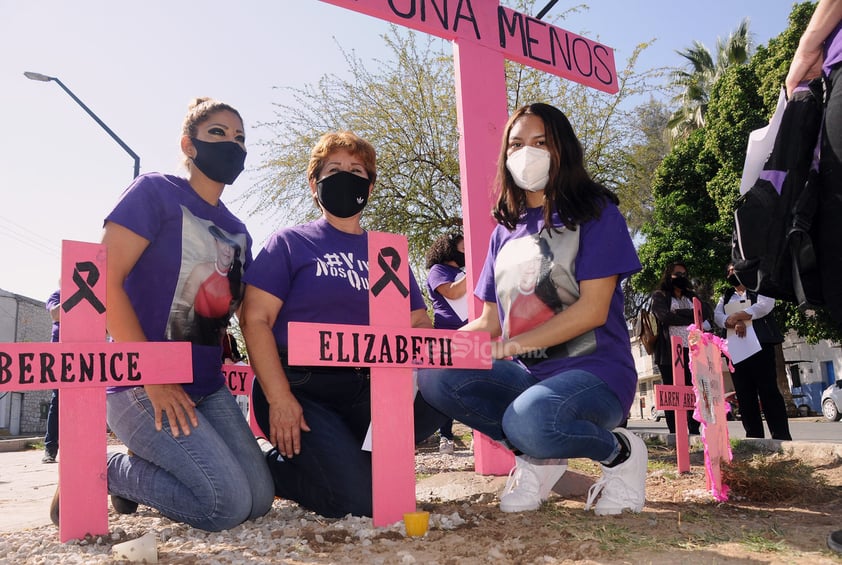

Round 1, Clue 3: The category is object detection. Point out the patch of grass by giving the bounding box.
[740,529,787,553]
[722,454,830,503]
[729,439,778,456]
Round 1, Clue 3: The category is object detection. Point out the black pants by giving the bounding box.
[252,366,448,518]
[820,64,842,326]
[731,343,792,440]
[657,347,700,435]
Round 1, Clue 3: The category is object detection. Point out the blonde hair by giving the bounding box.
[307,131,377,185]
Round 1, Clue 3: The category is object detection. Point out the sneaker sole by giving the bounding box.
[499,499,541,513]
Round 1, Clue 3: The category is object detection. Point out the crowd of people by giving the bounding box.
[39,0,842,550]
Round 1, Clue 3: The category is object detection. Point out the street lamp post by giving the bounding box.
[24,71,140,179]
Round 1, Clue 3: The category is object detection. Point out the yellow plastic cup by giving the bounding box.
[403,510,430,537]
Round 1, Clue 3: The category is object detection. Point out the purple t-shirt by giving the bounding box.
[476,203,641,410]
[824,21,842,76]
[244,218,426,349]
[46,290,60,342]
[426,264,468,330]
[105,172,252,395]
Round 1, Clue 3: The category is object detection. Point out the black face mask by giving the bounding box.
[191,138,246,185]
[317,171,370,218]
[452,251,466,269]
[727,273,741,287]
[672,274,689,290]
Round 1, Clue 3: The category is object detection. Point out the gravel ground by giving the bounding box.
[0,434,483,564]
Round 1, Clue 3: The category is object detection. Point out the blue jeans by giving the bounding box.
[44,389,59,456]
[252,367,448,518]
[106,386,274,531]
[417,360,624,463]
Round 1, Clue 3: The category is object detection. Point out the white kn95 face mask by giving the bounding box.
[506,146,550,192]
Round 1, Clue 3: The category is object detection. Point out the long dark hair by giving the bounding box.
[493,103,618,231]
[534,236,564,312]
[658,261,690,293]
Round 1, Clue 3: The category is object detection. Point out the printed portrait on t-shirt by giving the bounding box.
[165,207,247,346]
[494,229,596,363]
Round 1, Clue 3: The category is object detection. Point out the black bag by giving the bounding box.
[637,308,657,355]
[732,79,824,309]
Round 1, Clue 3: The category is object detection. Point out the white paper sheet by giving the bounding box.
[740,87,787,195]
[361,370,419,451]
[723,301,762,363]
[443,273,469,322]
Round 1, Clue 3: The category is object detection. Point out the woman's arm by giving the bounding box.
[786,0,842,96]
[435,275,467,300]
[240,284,309,458]
[460,301,502,337]
[495,275,616,360]
[101,222,198,437]
[410,308,434,329]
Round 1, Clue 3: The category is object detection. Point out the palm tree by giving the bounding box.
[667,18,751,141]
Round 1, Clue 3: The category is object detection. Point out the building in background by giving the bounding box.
[0,288,52,436]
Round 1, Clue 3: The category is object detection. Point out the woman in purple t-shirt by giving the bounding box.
[49,98,274,532]
[241,131,447,518]
[417,103,647,517]
[424,230,468,454]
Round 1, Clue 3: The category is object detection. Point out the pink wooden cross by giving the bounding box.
[688,297,732,501]
[222,363,264,437]
[316,0,618,476]
[287,231,491,527]
[0,241,192,542]
[653,335,694,473]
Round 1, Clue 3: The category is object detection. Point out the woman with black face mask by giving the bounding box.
[714,264,791,440]
[240,131,448,519]
[650,261,714,435]
[56,98,275,533]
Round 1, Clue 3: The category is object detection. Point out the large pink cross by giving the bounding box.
[288,231,491,526]
[0,241,191,542]
[688,297,732,501]
[316,0,618,475]
[654,335,694,473]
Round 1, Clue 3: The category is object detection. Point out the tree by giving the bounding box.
[247,7,666,274]
[620,98,671,236]
[641,2,840,342]
[633,128,726,303]
[667,18,751,141]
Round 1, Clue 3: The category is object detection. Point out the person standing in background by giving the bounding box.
[42,288,60,464]
[714,264,791,440]
[651,261,714,436]
[425,230,469,454]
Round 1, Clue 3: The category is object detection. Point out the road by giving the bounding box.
[627,416,842,443]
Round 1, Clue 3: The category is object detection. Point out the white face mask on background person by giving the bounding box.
[506,146,551,192]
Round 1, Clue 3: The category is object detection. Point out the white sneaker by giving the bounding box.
[499,456,567,513]
[584,428,647,515]
[439,437,455,454]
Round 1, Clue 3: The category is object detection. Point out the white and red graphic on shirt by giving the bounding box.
[166,207,247,346]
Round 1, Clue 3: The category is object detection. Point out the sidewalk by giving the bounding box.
[0,441,129,534]
[0,447,59,533]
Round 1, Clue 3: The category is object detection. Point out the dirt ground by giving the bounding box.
[295,432,842,565]
[3,426,842,564]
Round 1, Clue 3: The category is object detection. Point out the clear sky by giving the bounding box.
[0,0,800,304]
